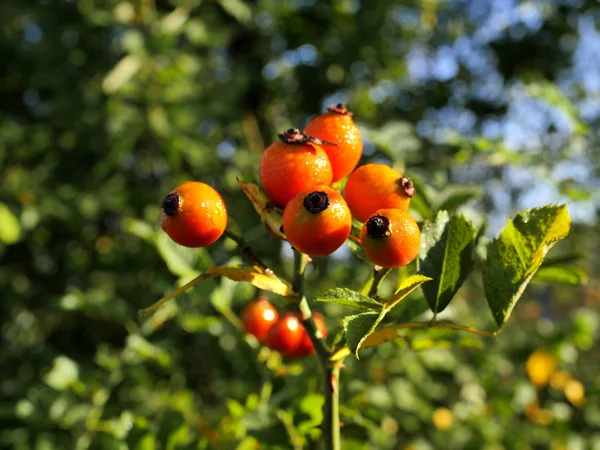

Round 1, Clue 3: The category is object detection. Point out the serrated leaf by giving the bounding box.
[433,185,483,213]
[315,288,382,310]
[419,211,477,315]
[385,275,432,309]
[207,265,295,297]
[237,179,285,239]
[343,309,387,358]
[483,204,571,329]
[532,266,588,285]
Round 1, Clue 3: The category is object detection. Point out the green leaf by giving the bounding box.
[0,203,21,244]
[44,356,79,391]
[315,288,382,310]
[432,185,483,213]
[541,252,586,267]
[385,275,432,310]
[122,217,155,243]
[102,55,142,94]
[408,176,432,220]
[206,265,295,297]
[343,309,387,358]
[483,204,571,329]
[347,219,369,262]
[297,393,324,435]
[237,179,285,239]
[419,211,477,315]
[218,0,252,24]
[155,232,201,279]
[346,236,369,262]
[125,334,171,366]
[532,266,588,285]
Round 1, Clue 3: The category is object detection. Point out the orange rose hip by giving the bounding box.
[304,103,363,182]
[160,181,227,248]
[259,129,333,207]
[360,208,421,268]
[344,163,415,223]
[283,187,352,257]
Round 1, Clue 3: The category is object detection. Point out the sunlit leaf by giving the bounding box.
[161,7,189,35]
[315,288,382,310]
[483,205,571,329]
[207,265,295,297]
[419,211,477,315]
[237,179,285,239]
[44,356,79,391]
[218,0,252,24]
[102,55,142,94]
[125,334,171,366]
[139,264,294,318]
[343,309,387,358]
[385,275,432,310]
[360,325,405,350]
[0,203,21,244]
[361,321,493,350]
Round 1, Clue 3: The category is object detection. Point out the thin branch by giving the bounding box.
[223,229,271,273]
[368,267,391,298]
[138,273,217,318]
[390,321,498,338]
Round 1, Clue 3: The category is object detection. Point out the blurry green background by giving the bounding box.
[1,0,599,449]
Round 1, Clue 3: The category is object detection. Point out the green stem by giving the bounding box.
[291,250,340,450]
[139,272,217,318]
[323,362,341,450]
[368,267,391,298]
[292,250,308,294]
[224,229,270,272]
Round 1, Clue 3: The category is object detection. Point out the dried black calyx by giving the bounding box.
[327,102,352,116]
[303,191,330,214]
[278,128,337,147]
[398,176,416,198]
[279,128,305,143]
[162,193,180,216]
[366,215,391,239]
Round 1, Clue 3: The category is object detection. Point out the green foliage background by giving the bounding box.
[1,0,599,449]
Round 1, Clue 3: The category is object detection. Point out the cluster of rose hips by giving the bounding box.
[241,296,327,358]
[160,103,421,269]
